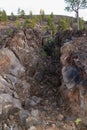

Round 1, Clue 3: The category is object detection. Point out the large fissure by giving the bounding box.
[0,28,87,129]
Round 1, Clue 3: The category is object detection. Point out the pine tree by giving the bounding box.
[1,10,8,24]
[65,0,87,30]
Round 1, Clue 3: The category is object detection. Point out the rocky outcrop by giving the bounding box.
[0,28,42,129]
[0,27,62,129]
[0,27,87,130]
[61,36,87,125]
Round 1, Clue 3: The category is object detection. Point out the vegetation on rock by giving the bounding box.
[47,16,56,35]
[57,17,70,31]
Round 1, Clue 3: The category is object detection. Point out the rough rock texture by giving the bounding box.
[0,28,42,129]
[61,36,87,126]
[0,27,62,129]
[0,27,87,130]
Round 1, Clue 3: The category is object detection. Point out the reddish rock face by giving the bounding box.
[0,55,10,73]
[0,28,43,129]
[61,35,87,125]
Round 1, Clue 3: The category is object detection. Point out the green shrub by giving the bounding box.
[15,17,21,28]
[50,12,54,19]
[24,18,37,29]
[29,11,33,19]
[10,12,14,20]
[39,9,45,21]
[24,19,30,27]
[79,18,84,30]
[41,48,47,57]
[57,17,70,31]
[28,19,36,28]
[1,10,8,24]
[47,16,56,35]
[20,10,26,19]
[7,28,14,35]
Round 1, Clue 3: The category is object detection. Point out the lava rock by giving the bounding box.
[31,109,40,117]
[19,110,30,126]
[62,66,80,89]
[25,96,42,107]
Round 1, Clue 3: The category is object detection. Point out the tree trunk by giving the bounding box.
[76,11,79,30]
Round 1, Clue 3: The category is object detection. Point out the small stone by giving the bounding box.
[19,110,30,126]
[46,124,59,130]
[41,111,46,119]
[58,114,64,121]
[62,66,80,89]
[81,117,87,125]
[63,122,76,130]
[26,116,40,128]
[28,126,37,130]
[31,109,40,117]
[25,96,42,107]
[36,125,43,130]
